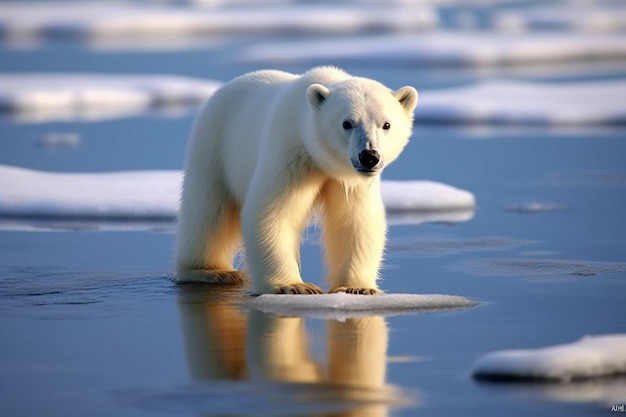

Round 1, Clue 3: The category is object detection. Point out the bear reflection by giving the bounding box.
[178,289,397,417]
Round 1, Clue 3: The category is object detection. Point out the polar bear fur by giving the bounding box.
[175,66,418,294]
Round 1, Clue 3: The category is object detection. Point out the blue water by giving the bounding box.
[1,3,626,416]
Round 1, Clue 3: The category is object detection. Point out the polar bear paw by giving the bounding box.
[274,283,324,294]
[330,287,383,295]
[176,269,248,285]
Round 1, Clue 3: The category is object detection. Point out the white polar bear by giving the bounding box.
[175,66,418,295]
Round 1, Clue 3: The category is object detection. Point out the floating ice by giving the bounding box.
[246,292,477,319]
[419,80,626,125]
[0,165,475,226]
[238,32,626,67]
[0,73,220,123]
[473,334,626,381]
[0,165,182,219]
[493,6,626,33]
[0,1,436,40]
[3,73,624,126]
[383,180,474,212]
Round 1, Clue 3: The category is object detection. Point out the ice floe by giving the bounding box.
[493,6,626,33]
[3,74,624,126]
[473,334,626,381]
[0,165,182,220]
[0,1,436,40]
[237,32,626,67]
[0,73,220,123]
[0,165,475,228]
[383,180,475,212]
[246,292,477,319]
[418,80,626,125]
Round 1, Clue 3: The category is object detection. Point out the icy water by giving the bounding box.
[2,1,626,416]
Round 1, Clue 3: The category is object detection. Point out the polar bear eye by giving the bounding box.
[342,120,353,130]
[382,122,391,130]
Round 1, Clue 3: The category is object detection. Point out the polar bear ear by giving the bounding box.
[307,84,330,110]
[393,86,419,113]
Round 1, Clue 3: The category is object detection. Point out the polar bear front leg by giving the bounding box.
[242,169,325,295]
[322,179,386,295]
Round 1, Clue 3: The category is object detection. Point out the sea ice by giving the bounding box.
[246,292,477,319]
[418,80,626,125]
[493,6,626,33]
[0,165,182,219]
[0,1,436,40]
[0,73,220,123]
[0,165,476,224]
[383,180,475,212]
[237,31,626,67]
[473,334,626,381]
[3,73,624,126]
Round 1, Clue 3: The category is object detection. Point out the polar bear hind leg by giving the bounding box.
[175,178,247,285]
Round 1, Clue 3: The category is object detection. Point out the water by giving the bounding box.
[1,1,626,416]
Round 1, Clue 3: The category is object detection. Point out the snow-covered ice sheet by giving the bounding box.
[473,334,626,381]
[246,292,477,319]
[418,80,626,125]
[0,1,436,39]
[0,165,475,226]
[237,32,626,67]
[0,73,220,123]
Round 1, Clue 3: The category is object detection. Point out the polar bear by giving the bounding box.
[175,66,418,295]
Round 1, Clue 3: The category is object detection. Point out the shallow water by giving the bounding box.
[2,1,626,416]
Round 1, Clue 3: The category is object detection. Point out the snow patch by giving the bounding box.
[473,334,626,381]
[0,165,476,226]
[246,292,477,319]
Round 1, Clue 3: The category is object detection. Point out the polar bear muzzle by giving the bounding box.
[358,149,380,170]
[352,148,383,175]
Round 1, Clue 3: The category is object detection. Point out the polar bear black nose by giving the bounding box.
[358,149,380,170]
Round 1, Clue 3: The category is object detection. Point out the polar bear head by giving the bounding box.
[306,78,418,179]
